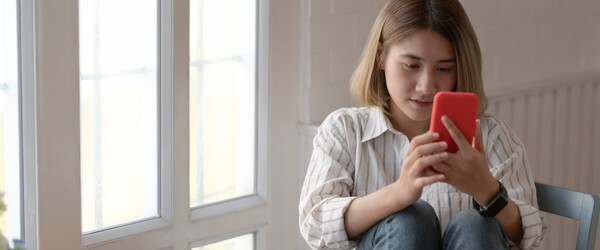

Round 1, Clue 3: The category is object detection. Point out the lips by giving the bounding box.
[410,98,433,108]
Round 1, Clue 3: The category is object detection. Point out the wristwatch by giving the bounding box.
[472,180,508,217]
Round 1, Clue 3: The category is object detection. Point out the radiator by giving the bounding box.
[298,73,600,250]
[487,75,600,250]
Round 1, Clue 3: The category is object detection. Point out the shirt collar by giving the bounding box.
[362,107,400,142]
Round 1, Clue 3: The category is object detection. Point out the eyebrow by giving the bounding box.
[400,53,456,63]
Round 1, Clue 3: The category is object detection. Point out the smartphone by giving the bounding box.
[429,91,479,153]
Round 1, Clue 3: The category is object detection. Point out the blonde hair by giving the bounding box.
[350,0,488,115]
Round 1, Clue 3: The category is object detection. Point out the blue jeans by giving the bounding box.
[357,200,509,250]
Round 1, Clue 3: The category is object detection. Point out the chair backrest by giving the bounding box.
[535,182,600,250]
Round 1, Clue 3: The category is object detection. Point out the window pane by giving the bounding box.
[79,0,159,233]
[0,0,23,248]
[189,0,257,207]
[192,234,254,250]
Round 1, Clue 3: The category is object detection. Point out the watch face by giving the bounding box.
[472,181,509,217]
[487,194,508,217]
[486,182,509,217]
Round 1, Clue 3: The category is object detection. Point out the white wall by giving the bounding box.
[300,0,600,124]
[268,0,303,249]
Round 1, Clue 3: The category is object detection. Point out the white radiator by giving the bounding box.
[487,73,600,250]
[298,73,600,249]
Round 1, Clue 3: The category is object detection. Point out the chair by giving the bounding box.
[535,182,600,250]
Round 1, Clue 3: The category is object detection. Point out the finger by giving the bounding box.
[414,152,448,171]
[408,132,440,151]
[413,141,448,157]
[404,139,442,167]
[424,167,441,176]
[472,119,485,152]
[438,150,459,167]
[416,174,445,187]
[430,162,450,174]
[441,116,470,151]
[430,162,457,183]
[413,131,440,145]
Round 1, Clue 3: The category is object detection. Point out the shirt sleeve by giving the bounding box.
[484,116,546,249]
[299,112,358,250]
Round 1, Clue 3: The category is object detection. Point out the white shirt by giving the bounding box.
[299,106,544,250]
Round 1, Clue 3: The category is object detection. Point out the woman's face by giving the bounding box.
[382,29,457,124]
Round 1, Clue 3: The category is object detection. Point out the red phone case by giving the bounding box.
[429,92,479,153]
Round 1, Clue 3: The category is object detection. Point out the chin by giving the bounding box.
[407,113,431,122]
[415,117,431,123]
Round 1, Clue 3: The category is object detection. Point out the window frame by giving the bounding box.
[20,0,37,249]
[25,0,274,248]
[189,224,267,249]
[188,0,269,222]
[80,0,173,246]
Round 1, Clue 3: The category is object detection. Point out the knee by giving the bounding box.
[382,200,439,233]
[443,210,508,249]
[359,200,441,249]
[444,209,506,241]
[447,209,499,231]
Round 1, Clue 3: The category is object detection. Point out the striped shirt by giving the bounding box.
[299,106,545,250]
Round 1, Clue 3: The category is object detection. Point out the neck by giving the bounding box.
[387,108,430,140]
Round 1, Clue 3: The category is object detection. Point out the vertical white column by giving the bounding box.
[170,0,190,249]
[20,0,38,248]
[35,0,81,249]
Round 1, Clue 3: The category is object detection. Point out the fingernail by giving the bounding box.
[440,142,447,149]
[439,152,448,159]
[431,132,439,139]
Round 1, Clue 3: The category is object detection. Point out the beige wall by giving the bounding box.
[301,0,600,124]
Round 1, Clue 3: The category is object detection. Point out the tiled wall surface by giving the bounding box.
[302,0,600,124]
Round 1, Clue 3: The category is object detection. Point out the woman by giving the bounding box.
[298,0,544,249]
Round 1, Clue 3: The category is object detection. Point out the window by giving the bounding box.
[191,233,254,250]
[0,0,23,248]
[189,0,258,208]
[24,0,275,248]
[189,226,266,250]
[79,0,159,233]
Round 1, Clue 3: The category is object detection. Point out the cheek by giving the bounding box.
[438,74,457,91]
[385,69,413,91]
[385,79,408,100]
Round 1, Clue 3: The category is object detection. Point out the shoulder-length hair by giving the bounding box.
[350,0,487,115]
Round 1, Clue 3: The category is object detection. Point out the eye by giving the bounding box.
[404,64,419,70]
[436,66,453,73]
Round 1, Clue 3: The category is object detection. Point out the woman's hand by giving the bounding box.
[394,132,447,208]
[431,116,525,243]
[431,116,498,204]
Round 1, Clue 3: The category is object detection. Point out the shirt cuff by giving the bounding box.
[513,199,545,249]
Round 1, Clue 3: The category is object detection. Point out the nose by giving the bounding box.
[415,71,436,95]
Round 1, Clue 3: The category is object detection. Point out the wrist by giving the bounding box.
[473,177,500,205]
[472,180,509,217]
[389,182,415,211]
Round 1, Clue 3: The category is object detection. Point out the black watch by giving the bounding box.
[472,180,508,217]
